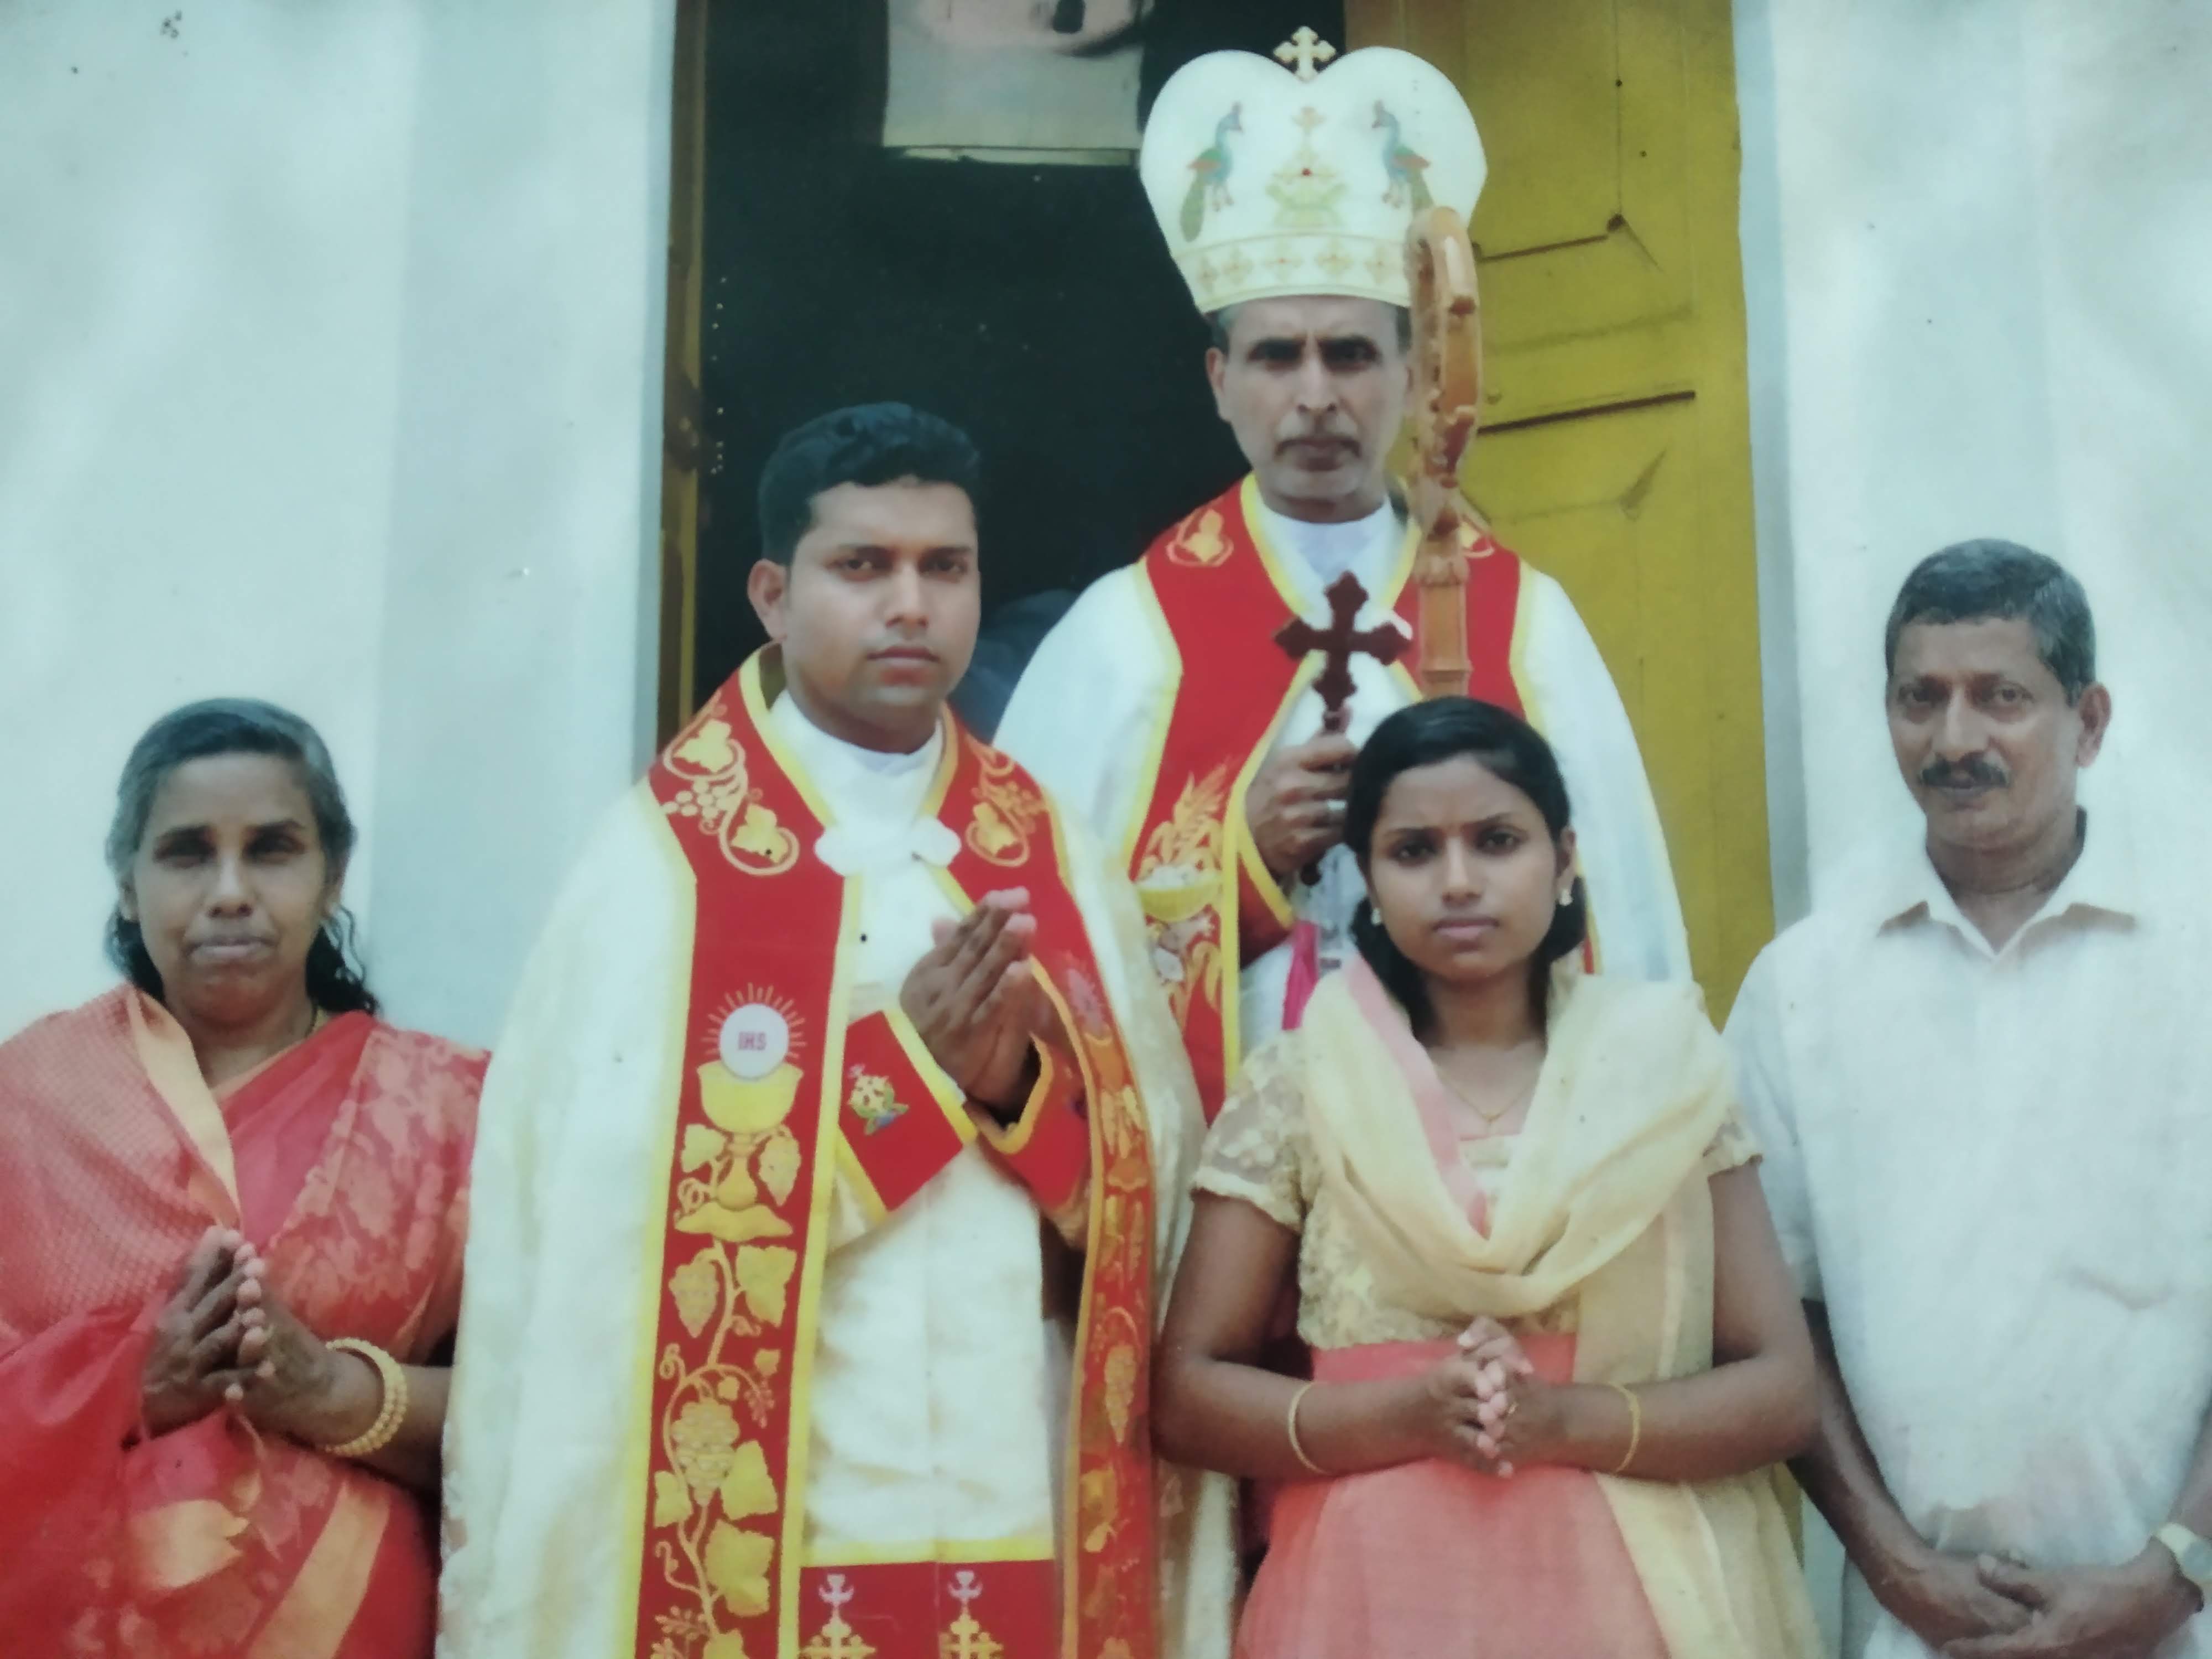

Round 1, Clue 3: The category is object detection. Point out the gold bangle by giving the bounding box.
[1286,1381,1326,1475]
[319,1338,407,1459]
[1606,1382,1642,1476]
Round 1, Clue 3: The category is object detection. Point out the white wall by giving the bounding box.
[0,0,674,1047]
[1737,0,2212,912]
[1734,0,2212,1646]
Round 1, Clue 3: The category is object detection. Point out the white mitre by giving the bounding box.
[1138,28,1486,315]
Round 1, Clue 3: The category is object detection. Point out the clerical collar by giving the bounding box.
[1253,493,1401,597]
[767,690,944,819]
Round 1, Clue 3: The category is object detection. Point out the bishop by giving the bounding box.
[997,33,1691,1120]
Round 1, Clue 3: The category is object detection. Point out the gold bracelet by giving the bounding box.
[1285,1381,1326,1475]
[1606,1382,1642,1476]
[318,1338,407,1459]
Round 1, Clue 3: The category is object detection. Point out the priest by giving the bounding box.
[439,404,1233,1659]
[996,33,1689,1119]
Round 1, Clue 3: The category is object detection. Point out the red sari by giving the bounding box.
[0,987,482,1658]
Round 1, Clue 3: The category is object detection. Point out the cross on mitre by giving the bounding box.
[1274,571,1407,733]
[1274,26,1337,81]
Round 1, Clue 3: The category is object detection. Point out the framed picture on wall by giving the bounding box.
[884,0,1150,161]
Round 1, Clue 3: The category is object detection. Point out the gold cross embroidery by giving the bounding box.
[938,1572,1004,1659]
[801,1575,878,1659]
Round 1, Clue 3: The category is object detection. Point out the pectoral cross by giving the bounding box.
[1274,571,1407,734]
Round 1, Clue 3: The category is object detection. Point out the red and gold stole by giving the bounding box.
[632,651,1159,1659]
[1124,473,1531,1120]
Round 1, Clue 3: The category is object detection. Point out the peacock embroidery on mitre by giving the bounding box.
[1181,105,1242,242]
[1374,101,1434,211]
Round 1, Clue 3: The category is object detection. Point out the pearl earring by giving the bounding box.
[1557,885,1573,908]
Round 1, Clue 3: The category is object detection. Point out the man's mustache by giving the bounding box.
[1920,754,2009,790]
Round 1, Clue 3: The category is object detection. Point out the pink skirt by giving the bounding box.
[1236,1337,1671,1659]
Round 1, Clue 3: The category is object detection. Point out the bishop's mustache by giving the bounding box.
[1277,426,1359,455]
[1920,754,2009,790]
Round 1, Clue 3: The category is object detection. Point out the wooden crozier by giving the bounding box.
[1406,205,1485,700]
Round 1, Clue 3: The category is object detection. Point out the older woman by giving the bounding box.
[0,700,481,1657]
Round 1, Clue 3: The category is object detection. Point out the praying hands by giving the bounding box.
[1457,1317,1551,1474]
[138,1227,385,1448]
[901,888,1061,1111]
[139,1228,261,1436]
[1377,1317,1551,1476]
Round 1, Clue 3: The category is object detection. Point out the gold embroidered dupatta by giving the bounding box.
[1296,959,1819,1658]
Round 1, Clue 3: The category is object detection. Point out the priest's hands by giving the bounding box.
[1937,1551,2200,1658]
[139,1228,260,1437]
[1246,733,1358,879]
[902,889,1057,1110]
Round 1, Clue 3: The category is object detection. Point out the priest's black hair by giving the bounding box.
[1883,539,2096,704]
[757,401,984,566]
[105,698,378,1017]
[1344,697,1586,1034]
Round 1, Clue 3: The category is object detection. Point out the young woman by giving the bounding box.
[0,700,482,1657]
[1154,697,1822,1657]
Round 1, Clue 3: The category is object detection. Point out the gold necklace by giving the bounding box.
[1442,1068,1537,1126]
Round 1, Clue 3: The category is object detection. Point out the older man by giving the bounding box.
[1729,540,2212,1659]
[998,34,1686,1121]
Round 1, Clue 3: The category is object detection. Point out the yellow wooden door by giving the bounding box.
[1350,0,1770,1011]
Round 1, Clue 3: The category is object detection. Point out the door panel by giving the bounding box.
[1350,0,1770,1009]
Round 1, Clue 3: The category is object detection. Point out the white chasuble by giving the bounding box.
[998,484,1689,1078]
[439,690,1234,1659]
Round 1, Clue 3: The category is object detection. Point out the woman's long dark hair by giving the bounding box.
[1344,697,1587,1033]
[105,698,379,1017]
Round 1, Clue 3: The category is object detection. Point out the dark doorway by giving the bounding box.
[690,0,1345,731]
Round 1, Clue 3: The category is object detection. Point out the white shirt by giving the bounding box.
[1728,801,2212,1659]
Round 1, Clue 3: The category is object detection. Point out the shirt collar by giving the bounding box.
[1870,804,2141,945]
